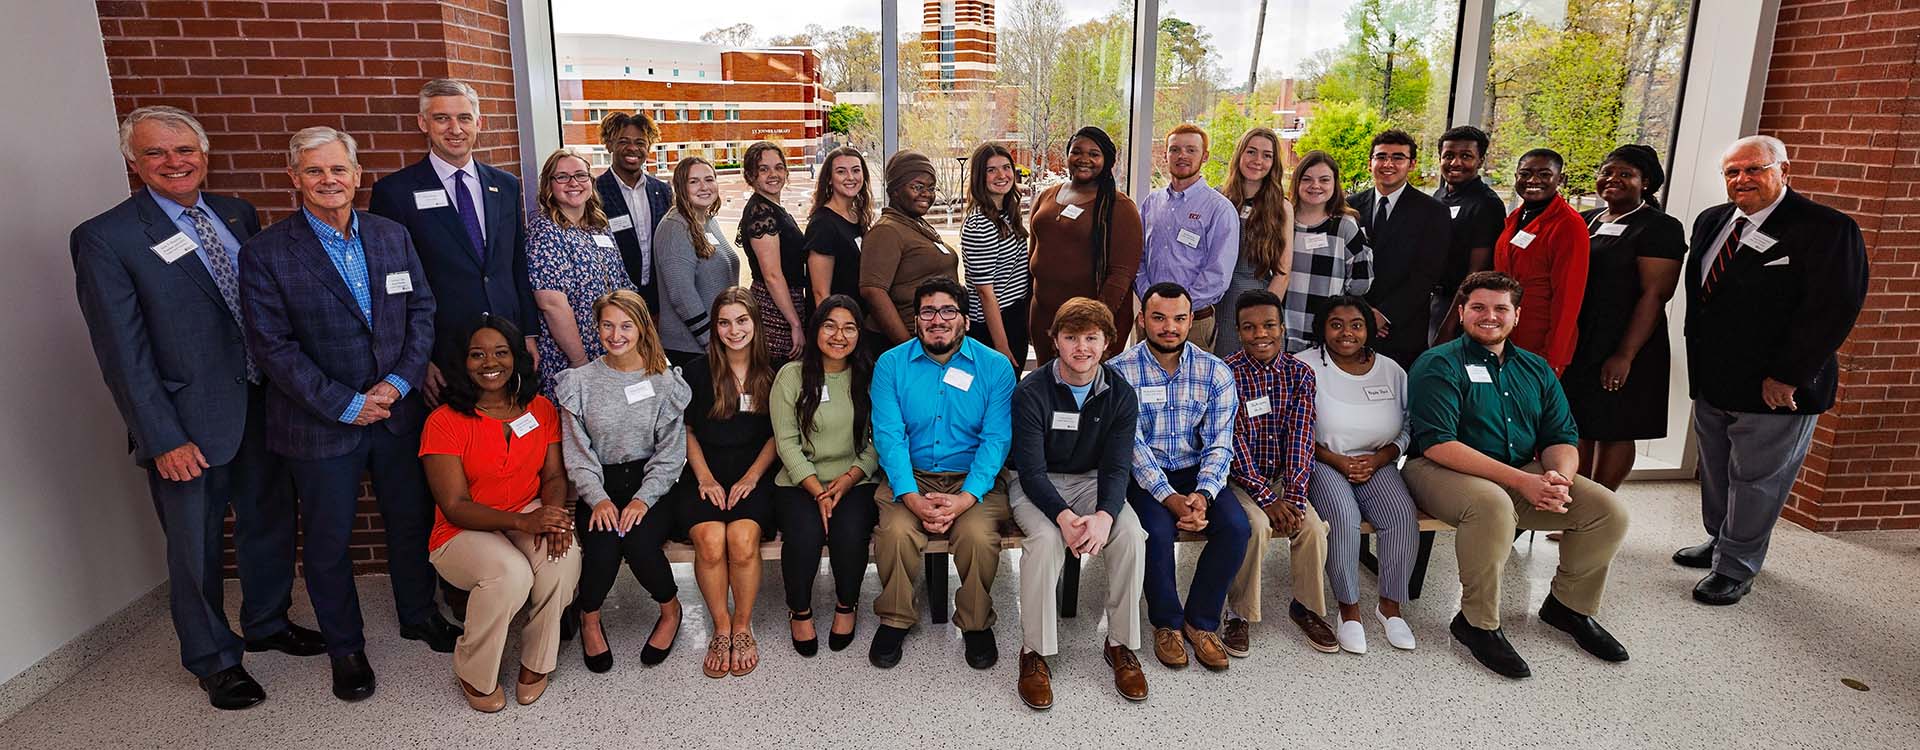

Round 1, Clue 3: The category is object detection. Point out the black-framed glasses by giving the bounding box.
[552,171,592,185]
[916,306,962,321]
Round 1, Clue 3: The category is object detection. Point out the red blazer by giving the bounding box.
[1493,195,1589,375]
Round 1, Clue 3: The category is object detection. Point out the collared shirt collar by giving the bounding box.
[1376,182,1407,204]
[906,336,978,366]
[301,206,360,241]
[1050,358,1108,397]
[428,150,477,186]
[1164,176,1213,201]
[147,187,212,223]
[1735,188,1789,227]
[612,168,645,191]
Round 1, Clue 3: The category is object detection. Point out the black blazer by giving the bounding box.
[595,169,672,313]
[1352,185,1452,368]
[369,156,536,358]
[73,190,262,466]
[1683,188,1867,414]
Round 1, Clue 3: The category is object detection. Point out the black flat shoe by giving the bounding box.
[199,665,266,710]
[828,603,858,652]
[869,624,909,669]
[790,609,819,657]
[245,623,326,657]
[560,603,579,642]
[1693,572,1753,605]
[640,602,681,666]
[1538,594,1629,662]
[1673,540,1715,569]
[329,651,376,702]
[400,613,460,654]
[963,628,998,670]
[1449,612,1530,679]
[580,612,613,673]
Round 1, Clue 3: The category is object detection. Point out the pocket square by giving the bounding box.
[1762,256,1790,267]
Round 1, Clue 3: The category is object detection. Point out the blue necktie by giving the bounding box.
[453,169,485,262]
[183,206,257,382]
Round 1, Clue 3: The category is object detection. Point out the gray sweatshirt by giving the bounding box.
[653,210,741,354]
[554,358,691,507]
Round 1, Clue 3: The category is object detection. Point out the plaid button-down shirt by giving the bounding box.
[1111,341,1238,501]
[1225,350,1316,508]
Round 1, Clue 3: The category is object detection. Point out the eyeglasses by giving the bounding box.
[904,181,936,196]
[1722,163,1778,181]
[1370,153,1411,164]
[553,171,592,185]
[916,306,962,321]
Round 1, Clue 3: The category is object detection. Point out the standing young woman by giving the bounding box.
[526,149,633,397]
[556,289,689,672]
[739,141,811,359]
[961,143,1032,372]
[768,295,881,656]
[858,150,959,349]
[1283,151,1373,353]
[673,287,781,678]
[805,146,873,306]
[1028,126,1143,360]
[1215,128,1295,359]
[655,157,743,364]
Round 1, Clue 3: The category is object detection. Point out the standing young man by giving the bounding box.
[1352,129,1452,369]
[1135,124,1240,350]
[596,111,672,315]
[1433,126,1506,341]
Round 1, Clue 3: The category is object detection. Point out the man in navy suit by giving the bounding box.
[1352,129,1453,370]
[240,127,443,702]
[369,78,537,405]
[595,110,672,315]
[73,106,324,711]
[1677,135,1868,605]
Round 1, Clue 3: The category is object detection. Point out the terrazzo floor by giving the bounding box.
[4,481,1916,749]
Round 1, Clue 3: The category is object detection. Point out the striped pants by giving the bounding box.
[1307,461,1418,605]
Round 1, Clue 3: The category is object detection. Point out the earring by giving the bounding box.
[511,372,523,395]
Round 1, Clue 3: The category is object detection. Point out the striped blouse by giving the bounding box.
[960,209,1031,323]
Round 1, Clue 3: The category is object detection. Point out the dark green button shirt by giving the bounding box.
[1408,336,1579,467]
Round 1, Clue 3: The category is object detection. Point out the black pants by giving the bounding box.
[770,483,880,613]
[574,461,679,612]
[968,295,1031,372]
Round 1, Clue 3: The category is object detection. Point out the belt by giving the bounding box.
[1193,305,1215,321]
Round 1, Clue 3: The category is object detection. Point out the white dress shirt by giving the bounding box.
[1699,188,1788,282]
[614,171,653,284]
[1372,182,1406,224]
[428,151,485,242]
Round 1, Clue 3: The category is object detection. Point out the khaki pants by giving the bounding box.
[1402,458,1628,629]
[1229,486,1329,621]
[1010,471,1146,656]
[872,470,1012,631]
[429,524,582,694]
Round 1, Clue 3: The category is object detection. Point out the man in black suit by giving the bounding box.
[1352,129,1453,369]
[596,111,672,316]
[370,78,538,405]
[1677,135,1868,605]
[71,106,323,710]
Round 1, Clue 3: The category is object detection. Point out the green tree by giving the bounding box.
[825,102,866,135]
[1157,16,1223,122]
[1293,100,1387,191]
[1302,0,1436,123]
[1195,94,1266,187]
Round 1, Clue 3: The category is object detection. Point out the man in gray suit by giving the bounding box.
[72,107,324,710]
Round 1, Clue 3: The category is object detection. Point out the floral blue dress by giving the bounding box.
[526,212,634,397]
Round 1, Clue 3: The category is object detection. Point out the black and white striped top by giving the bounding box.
[960,209,1031,323]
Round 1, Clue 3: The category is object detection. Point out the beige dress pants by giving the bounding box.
[1009,471,1146,656]
[1229,484,1330,620]
[872,470,1012,631]
[429,525,582,694]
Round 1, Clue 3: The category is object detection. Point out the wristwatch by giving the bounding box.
[1194,488,1214,504]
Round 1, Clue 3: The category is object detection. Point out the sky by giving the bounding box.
[550,0,1396,81]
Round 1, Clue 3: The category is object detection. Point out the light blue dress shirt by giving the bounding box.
[1134,178,1241,310]
[300,208,411,423]
[148,188,243,279]
[870,335,1016,501]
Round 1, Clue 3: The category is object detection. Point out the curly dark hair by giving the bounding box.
[1309,294,1380,364]
[438,313,540,416]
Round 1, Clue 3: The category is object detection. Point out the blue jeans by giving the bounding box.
[1129,466,1249,632]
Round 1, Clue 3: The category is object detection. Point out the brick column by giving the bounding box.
[1759,0,1920,531]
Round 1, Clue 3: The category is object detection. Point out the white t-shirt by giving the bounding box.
[1294,347,1409,456]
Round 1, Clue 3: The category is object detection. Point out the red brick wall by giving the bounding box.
[97,0,523,572]
[1760,0,1920,531]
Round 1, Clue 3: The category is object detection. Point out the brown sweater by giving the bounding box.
[858,207,958,343]
[1027,184,1143,359]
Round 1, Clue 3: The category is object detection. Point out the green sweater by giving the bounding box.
[771,362,880,487]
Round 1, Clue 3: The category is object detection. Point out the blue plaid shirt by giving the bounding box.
[302,208,410,423]
[1111,341,1238,501]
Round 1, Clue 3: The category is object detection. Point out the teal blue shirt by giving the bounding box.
[870,336,1016,501]
[1408,336,1577,468]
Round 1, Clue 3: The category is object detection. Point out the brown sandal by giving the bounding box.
[730,630,759,677]
[702,633,732,679]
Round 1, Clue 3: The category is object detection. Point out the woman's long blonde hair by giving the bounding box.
[592,289,669,375]
[536,148,609,230]
[1220,128,1292,279]
[671,156,718,258]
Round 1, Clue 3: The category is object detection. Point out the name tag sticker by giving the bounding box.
[1177,229,1202,248]
[1304,233,1330,250]
[1511,231,1536,249]
[1465,364,1493,383]
[413,190,450,210]
[739,394,755,412]
[508,412,539,437]
[1364,385,1394,401]
[384,272,413,294]
[150,232,197,264]
[709,233,725,247]
[943,367,974,391]
[937,241,952,255]
[1239,205,1253,219]
[1060,204,1084,220]
[608,214,635,233]
[1140,385,1169,404]
[592,233,616,249]
[624,380,656,404]
[1245,396,1272,418]
[1743,230,1779,252]
[1596,222,1627,237]
[820,385,832,403]
[853,237,863,250]
[1449,205,1461,219]
[1051,411,1081,431]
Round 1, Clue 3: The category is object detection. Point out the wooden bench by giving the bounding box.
[658,514,1455,625]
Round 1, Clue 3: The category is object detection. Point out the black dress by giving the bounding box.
[671,355,778,535]
[803,206,864,301]
[1562,205,1687,441]
[740,194,812,357]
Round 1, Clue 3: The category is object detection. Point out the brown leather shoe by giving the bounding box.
[460,678,505,713]
[1291,605,1340,654]
[1017,651,1053,710]
[1152,627,1188,668]
[1221,617,1252,658]
[514,671,548,706]
[1103,642,1148,701]
[1182,625,1230,671]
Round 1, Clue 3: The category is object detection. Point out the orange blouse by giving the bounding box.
[419,397,561,551]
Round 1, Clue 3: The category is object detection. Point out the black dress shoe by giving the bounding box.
[400,613,460,654]
[1693,572,1753,605]
[245,623,326,657]
[963,628,998,670]
[827,603,858,652]
[1538,594,1628,662]
[640,607,680,666]
[199,665,266,710]
[1673,540,1716,569]
[869,624,909,669]
[790,609,819,658]
[580,614,613,674]
[330,651,376,702]
[1449,613,1530,679]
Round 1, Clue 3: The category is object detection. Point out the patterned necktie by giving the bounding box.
[1702,217,1748,298]
[183,206,257,382]
[453,169,485,262]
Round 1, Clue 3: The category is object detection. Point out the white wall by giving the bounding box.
[0,2,168,683]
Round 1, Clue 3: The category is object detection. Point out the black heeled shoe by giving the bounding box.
[828,603,858,653]
[790,609,819,657]
[640,601,681,666]
[579,611,613,673]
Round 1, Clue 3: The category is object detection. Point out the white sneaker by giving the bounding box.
[1337,619,1367,654]
[1376,608,1416,650]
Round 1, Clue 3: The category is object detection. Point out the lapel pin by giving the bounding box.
[487,186,499,192]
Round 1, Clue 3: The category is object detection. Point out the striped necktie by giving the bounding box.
[1702,217,1748,298]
